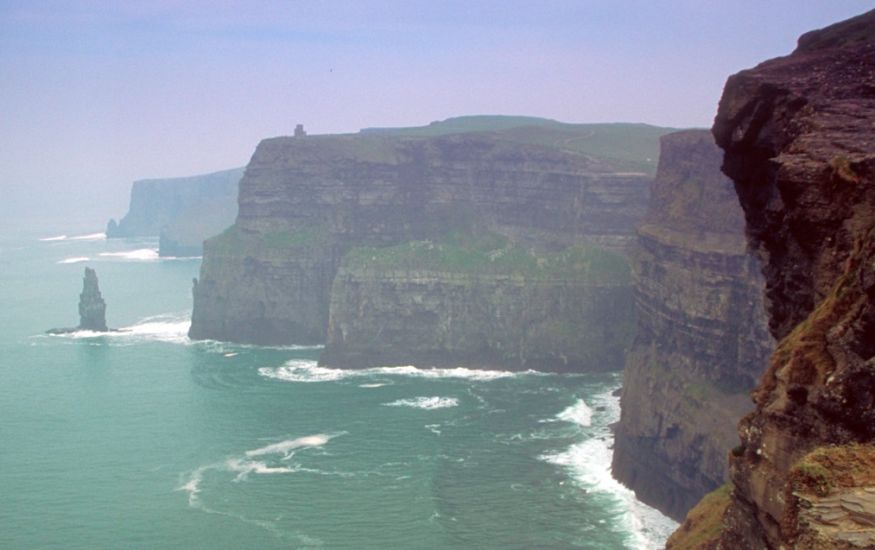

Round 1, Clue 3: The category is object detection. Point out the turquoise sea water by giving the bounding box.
[0,223,676,549]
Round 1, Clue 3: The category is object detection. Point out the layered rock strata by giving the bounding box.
[189,131,653,357]
[611,130,771,521]
[107,167,243,256]
[321,239,634,371]
[670,9,875,549]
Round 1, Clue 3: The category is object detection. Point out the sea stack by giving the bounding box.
[78,267,107,331]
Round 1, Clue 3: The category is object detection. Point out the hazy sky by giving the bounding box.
[1,1,871,228]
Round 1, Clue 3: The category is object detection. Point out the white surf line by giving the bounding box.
[258,361,539,383]
[383,396,459,410]
[541,385,678,549]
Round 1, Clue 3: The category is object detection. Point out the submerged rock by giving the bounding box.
[48,267,109,333]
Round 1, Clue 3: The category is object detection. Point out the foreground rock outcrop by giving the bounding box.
[190,121,670,368]
[611,130,772,521]
[107,167,243,256]
[48,267,108,333]
[670,9,875,549]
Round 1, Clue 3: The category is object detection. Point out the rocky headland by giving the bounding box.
[189,120,671,371]
[47,267,109,333]
[669,9,875,549]
[107,167,243,256]
[612,129,772,521]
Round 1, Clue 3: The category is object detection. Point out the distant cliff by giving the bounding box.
[668,10,875,549]
[107,167,243,256]
[189,122,669,368]
[611,130,772,522]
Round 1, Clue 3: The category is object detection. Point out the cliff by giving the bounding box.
[670,10,875,549]
[611,130,772,521]
[107,167,243,256]
[321,235,634,371]
[189,125,661,360]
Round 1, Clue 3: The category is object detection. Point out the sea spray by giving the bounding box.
[541,387,678,549]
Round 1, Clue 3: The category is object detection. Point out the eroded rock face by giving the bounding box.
[189,132,653,350]
[321,243,635,371]
[78,267,107,331]
[107,167,242,256]
[670,9,875,549]
[611,130,771,521]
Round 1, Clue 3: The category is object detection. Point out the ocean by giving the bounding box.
[0,222,676,549]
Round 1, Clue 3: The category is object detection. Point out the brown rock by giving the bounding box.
[671,8,875,549]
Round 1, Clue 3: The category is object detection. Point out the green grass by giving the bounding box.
[358,115,681,174]
[342,231,631,283]
[667,484,730,549]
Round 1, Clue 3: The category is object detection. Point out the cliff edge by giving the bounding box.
[612,129,771,521]
[190,130,655,360]
[670,9,875,549]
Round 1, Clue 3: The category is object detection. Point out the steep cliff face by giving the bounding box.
[107,167,243,256]
[190,130,653,353]
[321,237,634,370]
[611,130,771,521]
[670,10,875,549]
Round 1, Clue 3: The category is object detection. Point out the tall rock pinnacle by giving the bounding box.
[78,267,107,331]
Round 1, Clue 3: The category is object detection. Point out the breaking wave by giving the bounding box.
[45,312,191,345]
[70,232,106,241]
[178,433,341,503]
[57,256,90,264]
[98,248,159,261]
[556,398,593,427]
[384,397,459,410]
[540,387,677,549]
[40,232,106,242]
[258,361,536,383]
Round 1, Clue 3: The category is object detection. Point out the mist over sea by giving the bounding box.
[0,220,676,549]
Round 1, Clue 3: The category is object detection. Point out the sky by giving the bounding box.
[1,1,872,229]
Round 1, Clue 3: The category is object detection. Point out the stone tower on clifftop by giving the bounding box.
[294,124,306,137]
[78,267,107,331]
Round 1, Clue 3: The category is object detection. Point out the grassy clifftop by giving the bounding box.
[360,115,679,174]
[342,231,631,284]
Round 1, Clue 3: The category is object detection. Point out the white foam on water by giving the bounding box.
[39,234,67,241]
[556,398,593,427]
[259,360,534,383]
[540,387,677,549]
[358,383,387,388]
[57,256,90,264]
[118,315,191,344]
[69,232,106,241]
[46,312,191,345]
[225,458,295,481]
[384,396,459,410]
[98,248,159,261]
[179,432,342,505]
[245,434,332,458]
[176,458,322,544]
